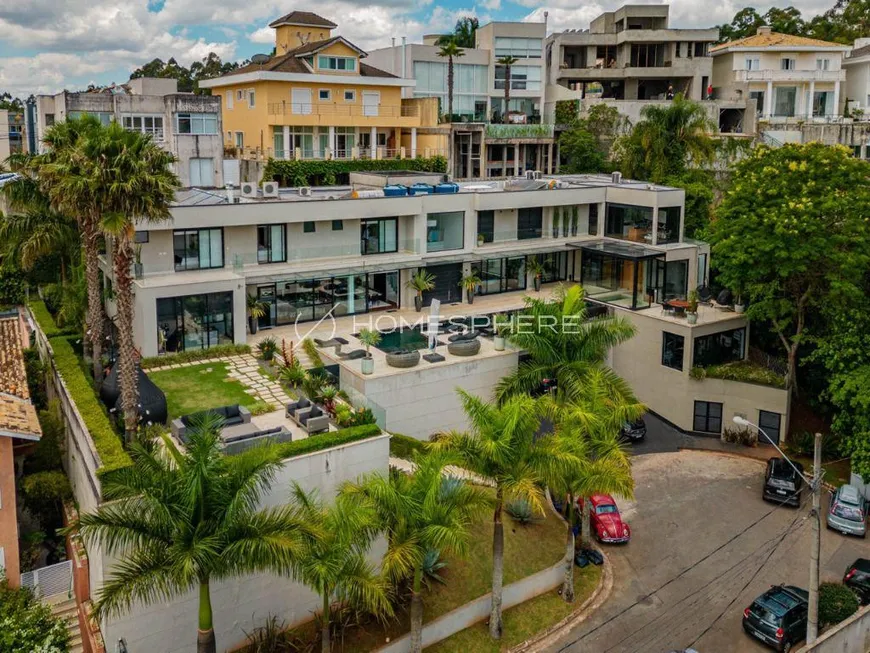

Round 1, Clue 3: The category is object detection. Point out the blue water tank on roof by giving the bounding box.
[434,182,459,194]
[383,184,409,197]
[410,183,434,195]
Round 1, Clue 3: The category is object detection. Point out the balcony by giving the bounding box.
[735,69,845,83]
[225,145,448,162]
[484,123,555,140]
[266,103,422,128]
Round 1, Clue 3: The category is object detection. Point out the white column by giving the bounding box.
[833,80,841,118]
[282,126,290,160]
[808,80,815,119]
[513,145,520,177]
[765,81,773,118]
[370,126,377,158]
[328,125,336,154]
[410,127,417,158]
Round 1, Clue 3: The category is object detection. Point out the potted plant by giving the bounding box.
[527,255,545,291]
[246,294,267,334]
[406,269,435,312]
[459,272,482,305]
[686,290,699,325]
[734,290,746,313]
[477,233,486,247]
[357,328,381,375]
[133,245,144,279]
[493,314,511,351]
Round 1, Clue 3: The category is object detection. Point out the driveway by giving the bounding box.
[547,449,870,653]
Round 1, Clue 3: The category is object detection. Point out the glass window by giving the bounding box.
[774,86,797,117]
[426,211,465,253]
[156,292,233,354]
[343,90,356,102]
[495,65,541,91]
[494,37,543,58]
[318,56,356,71]
[477,210,494,243]
[173,228,223,271]
[332,220,343,231]
[605,203,654,242]
[694,401,723,433]
[581,251,660,310]
[175,113,218,135]
[745,57,760,70]
[248,89,255,107]
[539,252,570,284]
[759,410,782,446]
[816,58,830,71]
[189,158,214,187]
[133,230,149,244]
[662,332,685,370]
[257,224,286,264]
[361,218,398,255]
[303,221,315,233]
[518,207,543,240]
[588,204,599,236]
[693,327,746,367]
[122,114,164,140]
[781,58,796,71]
[657,206,681,244]
[69,111,112,125]
[319,89,331,100]
[663,259,688,301]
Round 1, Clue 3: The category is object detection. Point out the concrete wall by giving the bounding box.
[101,434,391,653]
[341,353,520,439]
[0,438,20,586]
[795,603,870,653]
[0,110,10,162]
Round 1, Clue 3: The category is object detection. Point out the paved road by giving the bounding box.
[547,449,870,653]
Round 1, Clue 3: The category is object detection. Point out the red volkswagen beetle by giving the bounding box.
[578,494,631,544]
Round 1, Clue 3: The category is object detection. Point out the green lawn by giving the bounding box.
[149,362,258,420]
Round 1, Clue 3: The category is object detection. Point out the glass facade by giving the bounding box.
[662,332,685,371]
[477,210,495,243]
[427,211,465,252]
[173,228,223,271]
[494,37,543,59]
[176,113,218,135]
[650,259,689,302]
[517,207,543,240]
[414,61,488,119]
[156,292,233,353]
[494,65,542,91]
[657,206,682,244]
[473,256,527,295]
[580,249,658,310]
[69,111,112,125]
[539,251,571,283]
[605,203,654,243]
[361,218,398,255]
[257,224,286,263]
[693,327,746,367]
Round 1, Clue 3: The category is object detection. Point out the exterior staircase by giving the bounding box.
[47,595,83,653]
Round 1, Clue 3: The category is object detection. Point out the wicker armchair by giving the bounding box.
[448,339,481,357]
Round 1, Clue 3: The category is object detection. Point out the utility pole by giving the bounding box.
[807,432,822,644]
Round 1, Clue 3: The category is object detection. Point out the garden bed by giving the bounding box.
[693,360,786,388]
[149,362,259,420]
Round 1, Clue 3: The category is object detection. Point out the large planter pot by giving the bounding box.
[467,289,474,304]
[448,339,481,357]
[477,236,485,247]
[133,262,144,279]
[414,295,423,312]
[687,312,698,325]
[249,317,258,334]
[361,357,374,375]
[385,350,421,368]
[734,303,746,314]
[534,276,542,292]
[494,336,506,351]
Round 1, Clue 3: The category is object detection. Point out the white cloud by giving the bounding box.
[480,0,501,10]
[248,26,274,44]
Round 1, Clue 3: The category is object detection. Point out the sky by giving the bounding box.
[0,0,837,98]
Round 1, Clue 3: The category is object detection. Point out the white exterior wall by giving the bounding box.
[100,435,390,653]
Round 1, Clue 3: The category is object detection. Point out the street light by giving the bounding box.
[732,415,810,481]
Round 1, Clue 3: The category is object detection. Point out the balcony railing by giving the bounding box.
[232,239,421,269]
[267,103,420,118]
[736,69,845,82]
[225,146,448,162]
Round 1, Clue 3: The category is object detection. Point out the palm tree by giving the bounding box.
[496,285,637,405]
[81,122,178,440]
[616,94,716,182]
[437,41,465,121]
[343,451,489,653]
[496,55,519,122]
[432,392,577,640]
[287,484,393,653]
[36,116,110,381]
[72,416,312,653]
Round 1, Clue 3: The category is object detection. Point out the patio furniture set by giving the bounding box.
[285,397,330,435]
[171,405,293,454]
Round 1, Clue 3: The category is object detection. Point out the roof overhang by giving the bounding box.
[712,45,850,55]
[295,36,368,58]
[199,72,416,89]
[571,240,663,260]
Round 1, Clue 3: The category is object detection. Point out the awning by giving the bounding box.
[570,240,663,260]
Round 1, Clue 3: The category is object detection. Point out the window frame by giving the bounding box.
[303,221,316,234]
[332,220,343,231]
[175,112,219,135]
[780,57,796,71]
[758,410,782,445]
[344,90,356,102]
[318,55,357,72]
[121,114,165,141]
[257,224,287,264]
[248,88,256,108]
[319,89,331,101]
[188,157,215,187]
[661,331,685,371]
[693,401,723,434]
[133,231,150,244]
[360,217,398,255]
[173,227,224,271]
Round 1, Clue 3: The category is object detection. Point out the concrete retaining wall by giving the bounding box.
[796,604,870,653]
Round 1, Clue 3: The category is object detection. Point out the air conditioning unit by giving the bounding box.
[533,170,542,180]
[240,182,258,198]
[525,170,536,180]
[261,181,279,198]
[298,186,312,197]
[611,171,623,184]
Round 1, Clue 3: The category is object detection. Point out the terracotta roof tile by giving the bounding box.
[269,11,337,29]
[712,32,847,52]
[0,319,28,400]
[0,396,40,441]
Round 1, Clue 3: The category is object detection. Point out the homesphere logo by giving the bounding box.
[293,303,339,342]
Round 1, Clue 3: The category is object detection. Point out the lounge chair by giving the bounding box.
[285,397,311,419]
[296,405,330,434]
[338,349,368,360]
[447,331,479,343]
[711,289,733,311]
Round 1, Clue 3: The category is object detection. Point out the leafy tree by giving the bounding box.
[717,8,766,42]
[615,94,716,183]
[664,169,715,238]
[343,451,489,653]
[0,91,24,112]
[437,42,465,121]
[432,392,577,640]
[717,6,806,42]
[559,127,606,173]
[0,579,69,652]
[818,582,859,627]
[73,416,312,653]
[21,470,72,529]
[707,143,870,402]
[764,7,807,34]
[129,52,238,95]
[451,17,479,48]
[287,484,392,653]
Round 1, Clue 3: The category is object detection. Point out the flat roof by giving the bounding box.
[573,240,663,260]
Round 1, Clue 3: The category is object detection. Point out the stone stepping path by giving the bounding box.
[389,456,495,487]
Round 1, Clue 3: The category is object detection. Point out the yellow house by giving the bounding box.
[199,11,445,160]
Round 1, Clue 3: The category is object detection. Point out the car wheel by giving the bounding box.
[781,640,791,653]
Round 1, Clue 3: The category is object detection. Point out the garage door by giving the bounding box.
[422,263,463,307]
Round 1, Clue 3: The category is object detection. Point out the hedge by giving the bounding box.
[695,360,786,389]
[51,336,131,476]
[140,344,252,369]
[275,423,382,460]
[389,433,428,460]
[263,156,448,187]
[28,299,73,338]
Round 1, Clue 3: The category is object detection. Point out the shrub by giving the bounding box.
[506,499,540,525]
[279,359,306,388]
[241,614,310,652]
[701,360,786,389]
[263,155,448,187]
[819,582,859,627]
[787,431,841,460]
[0,269,26,305]
[689,366,706,380]
[139,344,251,369]
[389,433,427,459]
[422,549,448,589]
[0,579,70,652]
[301,338,323,367]
[301,370,326,401]
[721,426,758,447]
[26,401,65,473]
[257,337,278,362]
[555,100,579,125]
[275,423,381,460]
[249,401,277,416]
[20,471,72,529]
[23,348,47,410]
[29,299,73,338]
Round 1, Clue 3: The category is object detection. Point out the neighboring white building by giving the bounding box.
[35,78,225,188]
[711,26,849,120]
[843,38,870,114]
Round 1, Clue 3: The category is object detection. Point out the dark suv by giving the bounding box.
[743,585,808,652]
[763,458,805,508]
[844,558,870,604]
[620,417,647,442]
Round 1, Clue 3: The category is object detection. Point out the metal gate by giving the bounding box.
[20,560,73,599]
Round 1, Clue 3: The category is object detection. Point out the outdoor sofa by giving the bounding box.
[171,404,251,440]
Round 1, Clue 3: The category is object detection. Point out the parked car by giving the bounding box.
[742,584,808,652]
[826,485,867,538]
[762,458,805,508]
[844,559,870,604]
[620,417,647,442]
[578,494,631,544]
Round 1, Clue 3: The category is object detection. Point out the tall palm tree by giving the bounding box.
[432,392,578,640]
[287,484,393,653]
[437,41,465,121]
[36,116,109,381]
[617,94,716,182]
[81,122,178,440]
[496,284,637,405]
[72,416,312,653]
[496,55,519,122]
[343,451,489,653]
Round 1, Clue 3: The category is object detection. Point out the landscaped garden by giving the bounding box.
[148,361,259,420]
